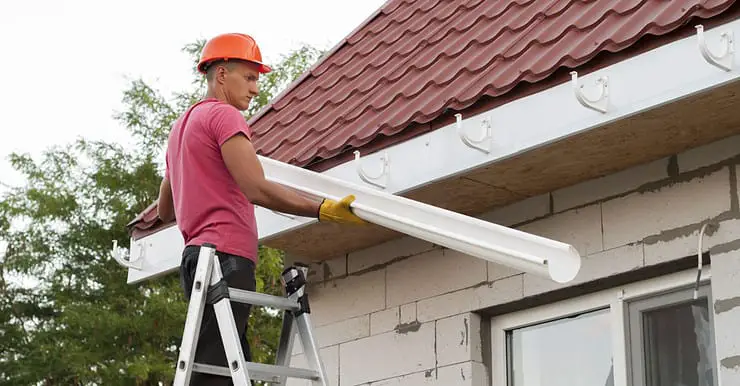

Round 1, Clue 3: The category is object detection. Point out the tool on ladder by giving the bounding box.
[173,243,330,385]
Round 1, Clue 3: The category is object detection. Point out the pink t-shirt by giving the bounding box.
[165,98,258,262]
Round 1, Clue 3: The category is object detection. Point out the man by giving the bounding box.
[156,32,365,385]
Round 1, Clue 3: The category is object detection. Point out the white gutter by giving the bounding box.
[261,156,582,284]
[118,155,583,284]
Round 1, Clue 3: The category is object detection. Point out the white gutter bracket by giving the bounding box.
[570,71,609,113]
[111,240,143,270]
[455,113,493,154]
[696,24,734,72]
[354,150,389,189]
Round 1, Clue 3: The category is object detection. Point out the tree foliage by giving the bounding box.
[0,40,324,385]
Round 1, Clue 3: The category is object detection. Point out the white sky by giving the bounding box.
[0,0,387,189]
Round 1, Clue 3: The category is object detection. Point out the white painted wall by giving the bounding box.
[284,133,740,386]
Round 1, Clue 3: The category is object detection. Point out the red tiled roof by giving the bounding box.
[128,0,739,237]
[248,0,737,169]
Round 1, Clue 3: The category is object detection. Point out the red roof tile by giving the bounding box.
[248,0,737,169]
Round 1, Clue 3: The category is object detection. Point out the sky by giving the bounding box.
[0,0,388,189]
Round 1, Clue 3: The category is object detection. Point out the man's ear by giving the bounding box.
[215,65,227,84]
[207,63,228,84]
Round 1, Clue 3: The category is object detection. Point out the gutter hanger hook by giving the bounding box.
[570,71,609,113]
[455,113,492,154]
[696,24,734,72]
[354,150,389,189]
[111,240,143,270]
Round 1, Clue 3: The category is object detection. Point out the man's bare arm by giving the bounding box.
[221,133,322,217]
[157,177,176,222]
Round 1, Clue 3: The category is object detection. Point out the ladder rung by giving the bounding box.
[228,288,300,311]
[192,362,320,383]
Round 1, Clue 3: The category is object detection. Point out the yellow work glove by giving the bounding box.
[318,195,367,225]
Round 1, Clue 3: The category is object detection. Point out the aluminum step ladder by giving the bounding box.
[173,243,328,386]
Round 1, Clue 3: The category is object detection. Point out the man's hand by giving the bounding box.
[318,195,367,225]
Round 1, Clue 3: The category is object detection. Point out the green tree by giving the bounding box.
[0,40,324,385]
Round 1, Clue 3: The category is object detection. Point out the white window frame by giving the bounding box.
[490,267,714,386]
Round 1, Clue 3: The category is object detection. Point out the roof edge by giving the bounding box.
[129,14,740,242]
[298,3,740,172]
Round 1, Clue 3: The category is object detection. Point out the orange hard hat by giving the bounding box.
[197,33,272,74]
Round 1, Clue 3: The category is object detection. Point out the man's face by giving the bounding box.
[218,61,260,111]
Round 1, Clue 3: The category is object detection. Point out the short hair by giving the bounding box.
[205,60,239,82]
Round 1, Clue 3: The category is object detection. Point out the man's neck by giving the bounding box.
[205,87,227,103]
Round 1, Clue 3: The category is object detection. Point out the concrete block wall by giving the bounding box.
[285,133,740,386]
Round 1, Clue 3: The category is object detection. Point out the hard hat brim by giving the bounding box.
[198,58,272,75]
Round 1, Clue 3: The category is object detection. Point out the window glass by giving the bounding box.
[507,308,614,386]
[629,285,717,386]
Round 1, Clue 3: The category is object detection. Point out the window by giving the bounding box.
[491,268,717,386]
[627,285,717,386]
[507,308,614,386]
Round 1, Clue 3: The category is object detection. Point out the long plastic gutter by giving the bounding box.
[115,155,582,284]
[260,156,581,284]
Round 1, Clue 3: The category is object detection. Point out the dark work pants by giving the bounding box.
[179,245,257,386]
